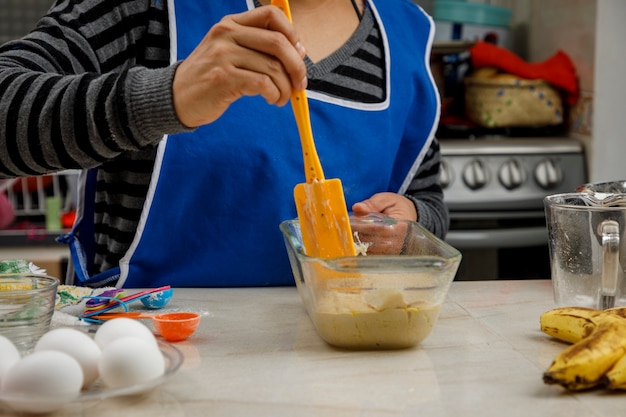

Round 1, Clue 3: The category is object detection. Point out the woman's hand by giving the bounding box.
[351,193,418,255]
[172,6,307,128]
[352,192,418,221]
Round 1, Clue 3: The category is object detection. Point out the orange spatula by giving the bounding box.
[272,0,356,259]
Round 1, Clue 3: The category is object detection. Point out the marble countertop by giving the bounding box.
[6,280,624,416]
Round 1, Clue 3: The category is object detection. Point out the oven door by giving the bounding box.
[445,210,551,280]
[446,210,548,248]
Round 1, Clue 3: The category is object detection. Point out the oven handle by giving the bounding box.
[445,226,548,249]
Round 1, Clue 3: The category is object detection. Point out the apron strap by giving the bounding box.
[57,169,121,287]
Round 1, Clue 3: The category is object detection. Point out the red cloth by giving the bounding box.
[469,41,579,105]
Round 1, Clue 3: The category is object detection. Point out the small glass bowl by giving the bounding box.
[0,274,59,354]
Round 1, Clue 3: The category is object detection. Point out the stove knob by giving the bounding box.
[535,158,563,189]
[499,159,526,190]
[439,159,454,189]
[462,159,489,190]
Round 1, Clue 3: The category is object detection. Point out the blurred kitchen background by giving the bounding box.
[415,0,625,183]
[0,0,625,281]
[414,0,626,280]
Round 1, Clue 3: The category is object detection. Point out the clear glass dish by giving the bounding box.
[0,274,59,354]
[0,340,184,414]
[280,215,462,350]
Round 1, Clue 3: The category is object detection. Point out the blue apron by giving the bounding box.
[61,0,439,288]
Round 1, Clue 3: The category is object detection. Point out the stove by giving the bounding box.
[438,137,587,280]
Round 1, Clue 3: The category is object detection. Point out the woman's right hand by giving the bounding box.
[172,5,307,128]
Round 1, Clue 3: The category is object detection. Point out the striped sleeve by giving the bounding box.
[404,138,450,239]
[0,0,185,178]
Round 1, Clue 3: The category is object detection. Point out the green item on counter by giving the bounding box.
[0,259,46,274]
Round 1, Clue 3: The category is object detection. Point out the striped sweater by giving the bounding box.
[0,0,449,275]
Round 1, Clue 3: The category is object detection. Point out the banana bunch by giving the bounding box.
[540,306,626,391]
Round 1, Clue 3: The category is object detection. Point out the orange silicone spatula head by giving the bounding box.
[272,0,356,258]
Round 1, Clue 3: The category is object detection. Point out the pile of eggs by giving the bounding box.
[0,318,166,412]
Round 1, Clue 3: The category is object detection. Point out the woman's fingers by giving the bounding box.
[352,193,418,222]
[351,220,409,255]
[231,5,307,76]
[172,6,307,127]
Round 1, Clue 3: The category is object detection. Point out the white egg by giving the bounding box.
[94,317,157,350]
[98,336,165,389]
[1,350,83,413]
[34,327,102,388]
[0,335,20,385]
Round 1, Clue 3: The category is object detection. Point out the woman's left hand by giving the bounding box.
[351,192,417,221]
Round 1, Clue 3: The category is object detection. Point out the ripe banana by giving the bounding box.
[604,353,626,389]
[606,306,626,318]
[540,306,626,344]
[540,307,608,344]
[543,314,626,391]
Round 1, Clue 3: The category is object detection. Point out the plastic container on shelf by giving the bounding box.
[3,170,79,229]
[433,0,512,48]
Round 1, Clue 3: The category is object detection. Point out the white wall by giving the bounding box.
[591,0,626,182]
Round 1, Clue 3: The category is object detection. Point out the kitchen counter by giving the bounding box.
[4,280,622,417]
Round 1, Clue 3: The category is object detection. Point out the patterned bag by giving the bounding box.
[464,70,564,128]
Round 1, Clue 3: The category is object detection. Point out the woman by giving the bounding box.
[0,0,447,287]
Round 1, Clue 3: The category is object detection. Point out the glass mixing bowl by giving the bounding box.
[280,215,461,349]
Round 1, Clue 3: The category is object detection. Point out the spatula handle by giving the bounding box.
[291,90,325,182]
[271,0,325,183]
